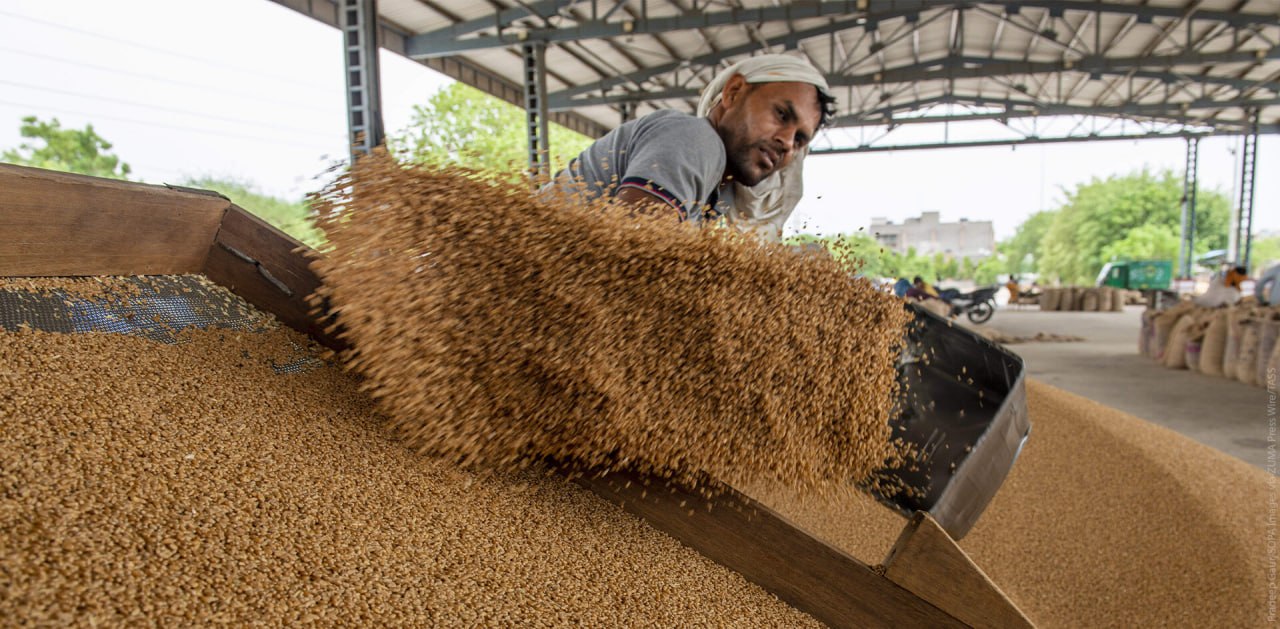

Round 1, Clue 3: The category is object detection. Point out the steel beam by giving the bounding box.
[842,93,1280,119]
[810,128,1212,154]
[540,15,873,107]
[342,0,385,162]
[1177,136,1199,278]
[405,0,1280,58]
[522,43,552,179]
[1232,111,1260,268]
[428,0,583,39]
[552,47,1280,109]
[267,0,608,139]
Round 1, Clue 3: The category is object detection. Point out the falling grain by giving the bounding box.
[309,155,912,494]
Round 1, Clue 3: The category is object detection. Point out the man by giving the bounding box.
[547,54,835,241]
[1005,276,1021,304]
[905,276,939,301]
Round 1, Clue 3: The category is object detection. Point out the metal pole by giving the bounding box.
[1238,111,1259,271]
[342,0,385,163]
[1177,136,1199,278]
[522,42,551,180]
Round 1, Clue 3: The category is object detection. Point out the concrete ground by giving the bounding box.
[970,305,1276,471]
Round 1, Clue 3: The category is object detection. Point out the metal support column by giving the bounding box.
[619,102,636,124]
[1177,136,1199,278]
[342,0,384,163]
[1233,110,1260,270]
[522,42,551,180]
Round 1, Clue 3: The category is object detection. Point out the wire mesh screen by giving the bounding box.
[0,275,322,374]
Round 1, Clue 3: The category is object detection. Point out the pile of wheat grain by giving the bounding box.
[746,380,1272,628]
[0,313,821,627]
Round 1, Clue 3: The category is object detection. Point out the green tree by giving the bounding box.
[389,83,594,182]
[184,176,325,249]
[973,254,1007,285]
[1036,170,1230,284]
[1099,223,1180,263]
[1251,236,1280,275]
[2,115,131,179]
[1000,210,1057,275]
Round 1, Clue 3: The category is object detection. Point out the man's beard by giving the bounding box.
[726,141,770,187]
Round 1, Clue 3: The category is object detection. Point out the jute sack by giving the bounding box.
[1185,339,1202,372]
[1236,320,1261,385]
[1268,330,1280,388]
[1184,314,1215,373]
[1153,303,1194,360]
[1162,313,1198,369]
[1071,287,1085,311]
[1111,288,1127,311]
[1098,287,1114,312]
[1223,307,1253,377]
[1040,288,1059,311]
[1257,319,1280,387]
[1083,289,1100,312]
[1199,310,1230,377]
[1139,309,1156,356]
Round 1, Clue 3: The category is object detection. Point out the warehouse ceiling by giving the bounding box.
[272,0,1280,150]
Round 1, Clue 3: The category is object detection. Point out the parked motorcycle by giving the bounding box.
[943,286,999,324]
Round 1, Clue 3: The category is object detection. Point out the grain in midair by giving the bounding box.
[310,155,912,493]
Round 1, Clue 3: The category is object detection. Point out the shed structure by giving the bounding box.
[270,0,1278,266]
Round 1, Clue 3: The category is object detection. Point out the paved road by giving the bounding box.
[972,305,1276,471]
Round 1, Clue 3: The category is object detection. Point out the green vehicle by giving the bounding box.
[1096,260,1174,291]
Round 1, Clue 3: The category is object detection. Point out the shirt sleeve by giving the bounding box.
[615,116,725,220]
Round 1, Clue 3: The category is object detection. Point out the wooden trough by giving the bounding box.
[0,163,1034,628]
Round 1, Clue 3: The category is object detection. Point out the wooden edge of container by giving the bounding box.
[0,164,229,276]
[884,512,1035,629]
[576,471,967,628]
[201,204,346,351]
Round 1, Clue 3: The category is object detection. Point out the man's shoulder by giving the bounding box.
[629,110,720,141]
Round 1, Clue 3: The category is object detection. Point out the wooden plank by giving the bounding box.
[0,164,228,276]
[577,472,967,629]
[202,205,345,351]
[884,512,1035,629]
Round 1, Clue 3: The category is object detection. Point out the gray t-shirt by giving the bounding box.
[550,110,727,222]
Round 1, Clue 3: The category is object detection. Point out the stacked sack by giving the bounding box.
[1141,298,1280,389]
[1041,286,1129,312]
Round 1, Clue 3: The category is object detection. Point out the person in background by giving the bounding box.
[1005,275,1021,304]
[906,275,939,300]
[893,277,912,298]
[1256,263,1280,306]
[1223,265,1248,290]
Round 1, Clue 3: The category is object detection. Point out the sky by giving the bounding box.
[1,0,1274,241]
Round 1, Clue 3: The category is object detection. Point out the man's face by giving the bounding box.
[716,78,824,187]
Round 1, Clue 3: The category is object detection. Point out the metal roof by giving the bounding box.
[273,0,1279,147]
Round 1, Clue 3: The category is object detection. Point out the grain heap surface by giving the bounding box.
[0,322,821,627]
[745,380,1272,628]
[310,156,911,493]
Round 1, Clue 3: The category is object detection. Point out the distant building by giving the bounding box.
[870,211,995,261]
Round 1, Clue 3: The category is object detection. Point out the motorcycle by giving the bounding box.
[943,286,999,324]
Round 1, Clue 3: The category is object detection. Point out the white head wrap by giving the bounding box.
[696,54,831,242]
